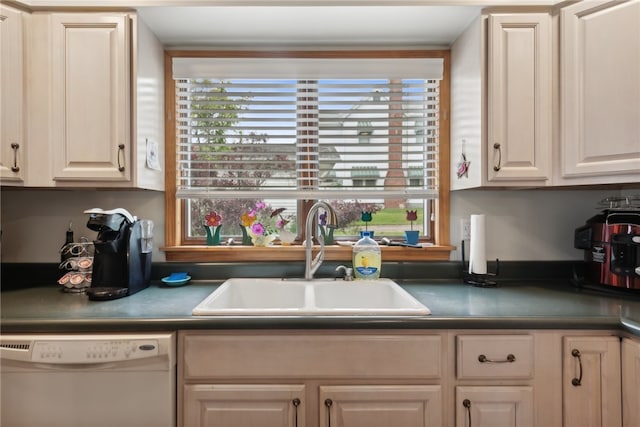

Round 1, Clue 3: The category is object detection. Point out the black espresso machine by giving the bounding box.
[84,208,152,300]
[574,196,640,291]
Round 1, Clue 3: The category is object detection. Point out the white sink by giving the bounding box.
[192,278,431,316]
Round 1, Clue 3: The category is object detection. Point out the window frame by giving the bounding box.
[163,50,453,262]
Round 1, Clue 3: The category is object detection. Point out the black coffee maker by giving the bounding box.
[84,208,151,300]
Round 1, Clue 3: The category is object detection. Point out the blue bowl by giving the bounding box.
[161,274,191,287]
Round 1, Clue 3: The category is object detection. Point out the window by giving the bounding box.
[164,51,452,262]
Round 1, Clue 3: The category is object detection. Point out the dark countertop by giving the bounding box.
[3,278,640,335]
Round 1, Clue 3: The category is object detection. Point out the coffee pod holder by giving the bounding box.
[461,240,500,287]
[57,238,94,293]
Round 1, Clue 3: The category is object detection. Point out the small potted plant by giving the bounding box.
[204,210,222,246]
[319,210,335,245]
[274,208,296,245]
[240,202,281,246]
[405,210,419,245]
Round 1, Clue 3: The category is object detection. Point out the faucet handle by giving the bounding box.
[335,265,354,281]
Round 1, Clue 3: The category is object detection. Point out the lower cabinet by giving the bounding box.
[178,330,637,427]
[562,336,621,427]
[622,337,640,427]
[454,334,539,427]
[183,384,305,427]
[320,385,442,427]
[179,330,443,427]
[455,386,533,427]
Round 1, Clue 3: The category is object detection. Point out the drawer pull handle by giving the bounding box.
[493,142,502,171]
[292,398,300,427]
[571,349,582,386]
[10,143,20,172]
[325,398,333,427]
[478,353,516,363]
[117,143,125,172]
[463,399,472,427]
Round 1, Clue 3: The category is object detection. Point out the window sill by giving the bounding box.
[163,244,455,263]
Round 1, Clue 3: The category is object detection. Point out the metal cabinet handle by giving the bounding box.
[571,349,583,386]
[325,398,333,427]
[463,399,472,427]
[493,143,502,171]
[292,398,300,427]
[10,143,20,172]
[117,143,125,172]
[478,353,516,363]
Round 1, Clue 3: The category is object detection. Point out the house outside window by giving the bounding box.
[164,51,452,262]
[351,166,379,188]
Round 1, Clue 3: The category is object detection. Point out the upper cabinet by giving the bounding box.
[452,2,639,190]
[451,11,553,190]
[0,5,26,185]
[50,13,131,182]
[557,0,640,185]
[7,11,165,190]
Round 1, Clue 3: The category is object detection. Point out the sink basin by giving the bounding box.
[192,279,310,316]
[192,278,431,316]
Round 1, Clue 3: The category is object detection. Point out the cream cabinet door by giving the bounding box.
[50,13,131,181]
[487,13,552,183]
[560,0,640,183]
[0,5,25,184]
[622,338,640,427]
[455,386,534,427]
[320,385,442,427]
[183,384,305,427]
[563,336,621,427]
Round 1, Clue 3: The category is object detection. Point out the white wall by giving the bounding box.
[449,188,621,261]
[0,189,165,263]
[0,187,628,263]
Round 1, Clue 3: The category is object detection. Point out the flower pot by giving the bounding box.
[278,229,296,245]
[205,225,221,246]
[404,230,419,245]
[240,224,253,245]
[320,227,334,245]
[251,234,276,247]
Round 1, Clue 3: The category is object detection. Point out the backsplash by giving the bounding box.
[0,187,626,263]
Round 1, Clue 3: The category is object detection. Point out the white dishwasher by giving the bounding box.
[0,332,176,427]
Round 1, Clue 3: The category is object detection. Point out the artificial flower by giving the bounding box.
[240,202,284,237]
[406,210,418,230]
[361,211,372,231]
[205,211,222,227]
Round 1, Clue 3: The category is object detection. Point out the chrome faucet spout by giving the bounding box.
[304,201,338,280]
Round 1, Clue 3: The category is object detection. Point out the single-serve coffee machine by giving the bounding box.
[84,208,152,300]
[574,197,640,291]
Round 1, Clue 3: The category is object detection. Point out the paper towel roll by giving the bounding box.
[468,214,487,275]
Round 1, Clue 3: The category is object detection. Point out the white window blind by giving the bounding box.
[174,57,441,201]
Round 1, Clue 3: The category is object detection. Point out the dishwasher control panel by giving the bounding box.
[1,336,162,364]
[31,340,159,363]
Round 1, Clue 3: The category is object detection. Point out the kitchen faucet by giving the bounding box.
[305,201,338,280]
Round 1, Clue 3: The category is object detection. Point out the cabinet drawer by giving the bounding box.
[181,331,442,381]
[457,335,533,379]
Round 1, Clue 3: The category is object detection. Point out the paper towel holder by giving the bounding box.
[461,240,500,287]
